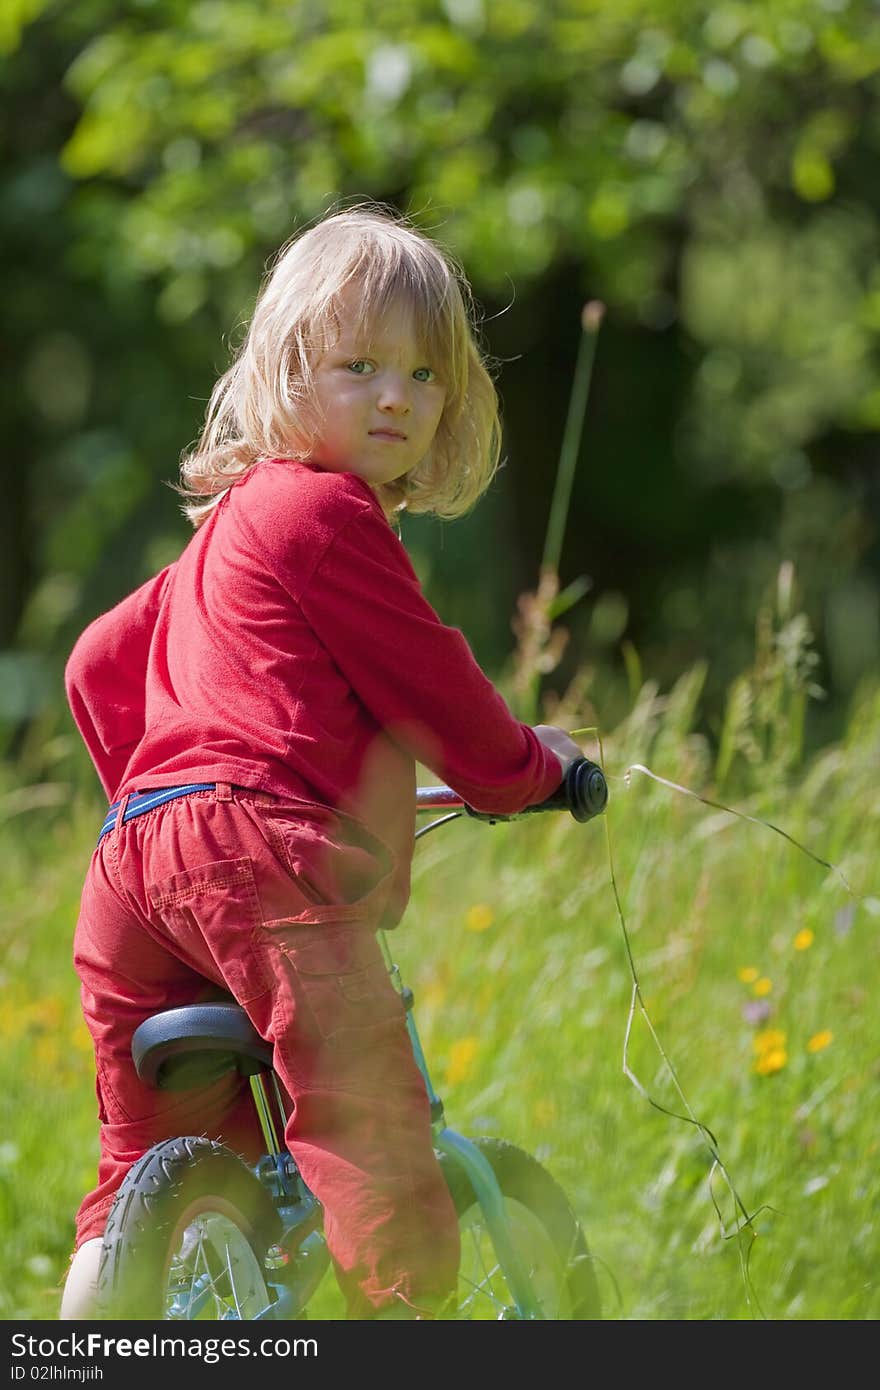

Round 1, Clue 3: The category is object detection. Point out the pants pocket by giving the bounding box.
[266,923,406,1052]
[251,802,394,926]
[148,857,270,1004]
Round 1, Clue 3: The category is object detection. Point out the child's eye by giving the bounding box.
[413,367,435,382]
[347,359,374,375]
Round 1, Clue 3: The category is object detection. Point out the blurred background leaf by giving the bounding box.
[2,0,879,767]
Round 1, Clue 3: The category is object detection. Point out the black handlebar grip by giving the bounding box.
[567,756,609,821]
[538,756,608,821]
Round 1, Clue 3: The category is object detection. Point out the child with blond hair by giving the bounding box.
[60,205,582,1319]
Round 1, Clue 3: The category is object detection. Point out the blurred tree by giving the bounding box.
[3,0,879,754]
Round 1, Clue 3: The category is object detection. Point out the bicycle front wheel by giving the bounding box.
[440,1138,601,1320]
[96,1137,282,1321]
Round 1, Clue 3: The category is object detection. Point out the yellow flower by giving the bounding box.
[807,1030,833,1054]
[446,1037,479,1086]
[752,1025,787,1075]
[753,977,773,997]
[794,928,814,951]
[754,1047,787,1076]
[464,903,495,932]
[738,967,759,983]
[753,1028,787,1055]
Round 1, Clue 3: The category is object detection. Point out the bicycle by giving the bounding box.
[94,756,609,1321]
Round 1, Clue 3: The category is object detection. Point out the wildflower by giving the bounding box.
[738,966,759,983]
[742,999,773,1025]
[794,928,814,951]
[753,1028,786,1055]
[754,977,773,997]
[446,1037,478,1086]
[754,1047,787,1076]
[807,1030,833,1054]
[464,903,495,932]
[752,1025,787,1076]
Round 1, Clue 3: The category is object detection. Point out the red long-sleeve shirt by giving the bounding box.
[65,459,561,922]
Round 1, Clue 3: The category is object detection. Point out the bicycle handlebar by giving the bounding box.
[415,756,608,825]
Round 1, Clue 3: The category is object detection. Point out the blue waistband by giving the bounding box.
[98,784,217,842]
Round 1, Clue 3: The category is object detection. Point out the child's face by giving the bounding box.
[307,291,446,489]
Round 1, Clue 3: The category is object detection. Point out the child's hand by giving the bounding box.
[532,725,583,776]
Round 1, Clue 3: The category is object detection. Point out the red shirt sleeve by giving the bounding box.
[64,566,175,799]
[299,504,562,815]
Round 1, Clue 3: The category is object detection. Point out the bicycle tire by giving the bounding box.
[95,1136,283,1321]
[439,1137,601,1320]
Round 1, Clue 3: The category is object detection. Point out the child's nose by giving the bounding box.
[377,372,411,413]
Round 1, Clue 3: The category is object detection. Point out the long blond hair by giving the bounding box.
[177,205,502,526]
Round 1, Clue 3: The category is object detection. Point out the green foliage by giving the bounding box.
[47,0,880,331]
[2,0,879,744]
[0,0,51,55]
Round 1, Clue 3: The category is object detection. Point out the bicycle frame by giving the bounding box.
[390,783,547,1319]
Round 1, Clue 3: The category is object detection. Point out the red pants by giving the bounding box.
[72,783,459,1317]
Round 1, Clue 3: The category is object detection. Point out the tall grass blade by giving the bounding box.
[541,301,604,577]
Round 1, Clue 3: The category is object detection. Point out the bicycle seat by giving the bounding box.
[131,1003,274,1091]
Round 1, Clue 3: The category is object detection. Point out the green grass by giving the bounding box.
[1,669,878,1321]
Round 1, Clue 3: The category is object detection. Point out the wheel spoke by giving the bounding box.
[457,1271,503,1311]
[175,1224,223,1316]
[458,1219,510,1314]
[166,1214,268,1319]
[452,1187,574,1319]
[467,1228,501,1292]
[224,1241,243,1317]
[193,1225,226,1314]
